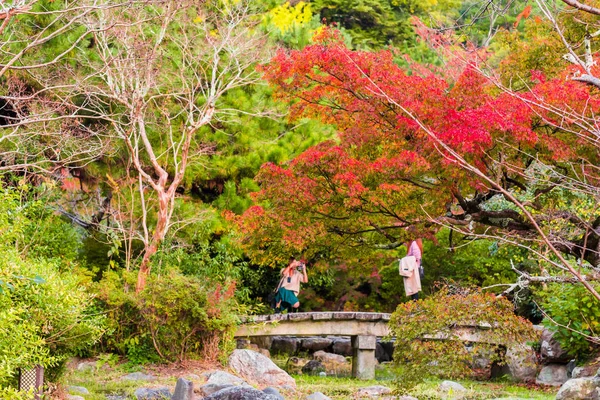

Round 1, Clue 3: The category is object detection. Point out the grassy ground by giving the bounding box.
[57,357,558,400]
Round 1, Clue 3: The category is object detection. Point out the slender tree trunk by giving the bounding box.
[136,190,170,293]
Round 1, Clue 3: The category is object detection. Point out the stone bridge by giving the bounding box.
[235,312,499,380]
[235,312,390,379]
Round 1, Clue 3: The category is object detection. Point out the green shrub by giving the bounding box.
[0,250,106,394]
[96,269,238,363]
[389,286,538,390]
[537,283,600,358]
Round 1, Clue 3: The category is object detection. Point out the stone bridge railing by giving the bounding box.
[235,312,390,379]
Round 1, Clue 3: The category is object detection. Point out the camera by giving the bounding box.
[297,263,305,271]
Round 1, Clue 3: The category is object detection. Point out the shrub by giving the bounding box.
[389,286,538,390]
[96,269,238,363]
[0,250,105,394]
[537,282,600,358]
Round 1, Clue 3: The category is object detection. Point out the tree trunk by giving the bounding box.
[136,191,170,293]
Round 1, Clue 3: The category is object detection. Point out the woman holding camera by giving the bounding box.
[275,257,308,313]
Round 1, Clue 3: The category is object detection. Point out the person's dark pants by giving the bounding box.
[410,293,419,301]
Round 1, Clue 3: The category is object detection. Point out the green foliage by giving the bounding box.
[389,287,538,390]
[537,283,600,358]
[0,247,105,394]
[96,269,238,363]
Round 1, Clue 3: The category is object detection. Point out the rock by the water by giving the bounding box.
[262,387,285,400]
[439,380,467,398]
[133,387,171,399]
[331,339,352,356]
[271,337,299,355]
[204,370,246,386]
[536,364,569,386]
[540,328,570,362]
[301,338,333,352]
[306,392,332,400]
[302,360,326,375]
[68,386,90,395]
[556,377,600,399]
[121,372,156,382]
[229,349,296,388]
[203,386,281,400]
[505,344,538,383]
[172,378,194,400]
[354,385,392,398]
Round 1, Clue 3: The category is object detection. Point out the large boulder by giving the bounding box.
[203,371,246,386]
[271,337,299,355]
[556,377,600,399]
[505,344,538,383]
[540,328,570,363]
[313,350,351,375]
[229,349,296,388]
[301,337,333,352]
[536,364,569,386]
[203,386,281,400]
[331,339,352,357]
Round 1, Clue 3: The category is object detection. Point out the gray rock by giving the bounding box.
[251,336,273,350]
[536,364,569,386]
[271,337,299,355]
[204,371,246,386]
[106,395,128,400]
[302,360,325,375]
[439,380,467,398]
[572,365,599,379]
[172,378,193,400]
[133,387,171,399]
[354,385,392,398]
[203,386,280,400]
[313,350,350,375]
[540,328,570,363]
[68,386,90,395]
[229,349,296,388]
[67,396,85,400]
[76,361,97,372]
[306,393,331,400]
[301,338,332,352]
[121,372,156,382]
[262,387,285,400]
[556,377,600,399]
[331,339,352,356]
[505,344,538,383]
[199,384,235,397]
[318,371,326,377]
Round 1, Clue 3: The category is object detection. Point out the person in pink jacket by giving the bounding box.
[405,238,423,300]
